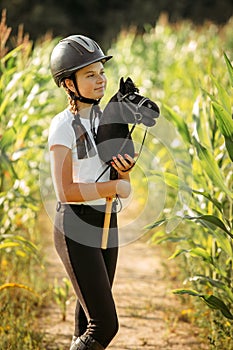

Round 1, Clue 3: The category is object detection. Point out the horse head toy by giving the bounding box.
[95,77,160,179]
[95,77,160,248]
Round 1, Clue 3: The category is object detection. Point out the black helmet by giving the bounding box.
[50,35,112,87]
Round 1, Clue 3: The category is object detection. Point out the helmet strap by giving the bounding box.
[71,75,100,105]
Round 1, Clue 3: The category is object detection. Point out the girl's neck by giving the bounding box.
[68,104,92,119]
[78,105,92,119]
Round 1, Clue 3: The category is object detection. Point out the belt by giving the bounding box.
[56,201,117,214]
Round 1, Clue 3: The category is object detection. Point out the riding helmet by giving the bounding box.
[50,35,112,86]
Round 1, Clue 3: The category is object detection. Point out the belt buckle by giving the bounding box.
[56,201,61,212]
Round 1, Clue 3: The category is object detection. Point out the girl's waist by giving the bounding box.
[56,201,117,214]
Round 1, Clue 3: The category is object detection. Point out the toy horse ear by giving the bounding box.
[125,77,134,90]
[119,76,138,95]
[125,77,133,84]
[119,77,125,93]
[125,77,139,93]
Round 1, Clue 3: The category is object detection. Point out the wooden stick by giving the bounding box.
[101,197,113,249]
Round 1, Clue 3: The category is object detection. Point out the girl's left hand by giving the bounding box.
[111,154,135,176]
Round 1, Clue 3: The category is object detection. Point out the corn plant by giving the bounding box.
[0,10,61,349]
[106,17,233,347]
[169,54,233,348]
[53,277,73,321]
[146,52,233,349]
[0,10,59,286]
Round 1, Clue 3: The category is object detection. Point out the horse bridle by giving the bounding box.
[117,91,151,124]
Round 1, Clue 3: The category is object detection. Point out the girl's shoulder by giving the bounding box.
[48,109,75,148]
[50,108,73,129]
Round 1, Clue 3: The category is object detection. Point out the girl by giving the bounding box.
[49,35,135,350]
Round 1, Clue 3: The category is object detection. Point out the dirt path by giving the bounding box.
[39,211,209,350]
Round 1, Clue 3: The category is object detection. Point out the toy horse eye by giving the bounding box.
[147,103,152,109]
[128,94,136,101]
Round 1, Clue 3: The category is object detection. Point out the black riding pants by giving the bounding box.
[53,203,119,348]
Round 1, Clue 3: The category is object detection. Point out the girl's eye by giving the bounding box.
[86,71,105,78]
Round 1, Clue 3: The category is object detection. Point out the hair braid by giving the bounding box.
[61,81,79,115]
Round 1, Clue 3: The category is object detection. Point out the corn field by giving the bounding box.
[105,16,233,349]
[0,9,233,349]
[0,10,63,349]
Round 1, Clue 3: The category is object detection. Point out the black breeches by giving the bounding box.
[53,203,119,348]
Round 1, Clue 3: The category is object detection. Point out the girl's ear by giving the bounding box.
[64,78,76,93]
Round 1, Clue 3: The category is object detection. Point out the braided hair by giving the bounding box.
[61,81,79,115]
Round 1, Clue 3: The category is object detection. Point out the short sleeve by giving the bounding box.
[48,115,74,150]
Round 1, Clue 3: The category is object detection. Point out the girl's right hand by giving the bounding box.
[116,179,131,198]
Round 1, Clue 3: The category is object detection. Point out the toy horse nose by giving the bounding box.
[149,102,160,118]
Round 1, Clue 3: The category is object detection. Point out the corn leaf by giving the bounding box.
[0,152,18,179]
[212,102,233,161]
[188,275,225,289]
[148,171,190,190]
[173,288,201,297]
[188,275,233,301]
[169,246,215,265]
[0,282,39,297]
[224,52,233,88]
[163,104,192,145]
[0,242,20,249]
[189,247,213,263]
[144,218,167,230]
[211,76,232,114]
[202,295,233,319]
[0,128,16,150]
[0,45,24,64]
[0,234,38,254]
[191,189,223,213]
[168,248,190,260]
[173,289,233,319]
[184,214,232,237]
[184,214,233,256]
[155,236,187,244]
[193,136,232,197]
[212,102,233,138]
[150,172,225,214]
[150,172,224,213]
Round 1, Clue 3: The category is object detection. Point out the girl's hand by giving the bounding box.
[111,154,135,176]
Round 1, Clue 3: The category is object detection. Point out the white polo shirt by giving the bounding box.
[48,108,110,205]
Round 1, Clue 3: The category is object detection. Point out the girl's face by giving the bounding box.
[75,61,107,100]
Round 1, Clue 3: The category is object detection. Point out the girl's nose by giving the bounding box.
[97,74,105,83]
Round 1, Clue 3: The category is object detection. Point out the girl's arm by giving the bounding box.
[50,145,131,203]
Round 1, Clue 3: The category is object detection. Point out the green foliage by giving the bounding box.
[1,7,233,349]
[0,288,45,350]
[53,278,73,322]
[103,15,233,348]
[173,289,233,320]
[0,14,54,281]
[0,12,62,349]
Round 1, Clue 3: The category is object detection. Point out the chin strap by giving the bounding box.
[71,74,100,105]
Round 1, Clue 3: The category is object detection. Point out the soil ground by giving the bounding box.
[38,210,209,350]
